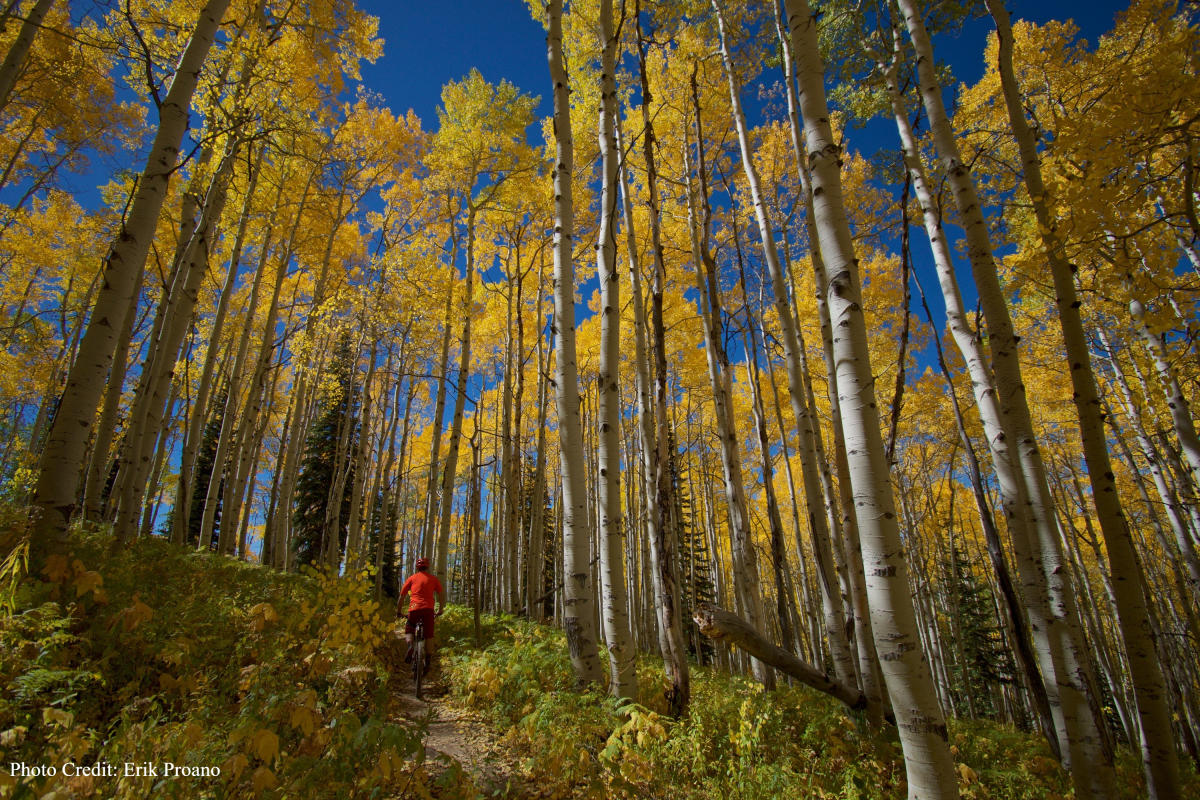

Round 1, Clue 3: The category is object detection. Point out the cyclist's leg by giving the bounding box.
[403,615,417,662]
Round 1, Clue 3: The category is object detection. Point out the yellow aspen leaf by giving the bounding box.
[250,728,279,763]
[247,602,278,632]
[289,705,319,736]
[1,726,27,746]
[72,569,103,598]
[42,708,73,728]
[42,554,71,583]
[121,594,153,631]
[251,766,277,793]
[221,753,249,782]
[957,763,979,784]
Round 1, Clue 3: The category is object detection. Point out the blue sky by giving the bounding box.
[356,0,1133,129]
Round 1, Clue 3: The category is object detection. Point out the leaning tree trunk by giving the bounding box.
[0,0,55,114]
[29,0,231,566]
[985,2,1179,794]
[896,1,1119,794]
[546,0,602,686]
[114,140,239,545]
[594,0,637,701]
[782,0,957,795]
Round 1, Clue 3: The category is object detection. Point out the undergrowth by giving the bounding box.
[0,521,467,799]
[441,611,1198,800]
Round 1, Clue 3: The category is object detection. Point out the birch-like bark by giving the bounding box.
[882,32,1078,759]
[594,0,637,701]
[434,209,475,584]
[30,0,231,562]
[0,0,54,114]
[344,338,378,568]
[895,1,1118,793]
[525,259,550,620]
[616,109,690,707]
[172,148,262,545]
[715,0,857,690]
[81,267,143,523]
[546,0,602,686]
[1098,327,1200,599]
[420,225,457,557]
[985,2,1179,793]
[772,0,882,702]
[114,140,239,545]
[199,215,277,550]
[782,0,956,794]
[682,68,773,688]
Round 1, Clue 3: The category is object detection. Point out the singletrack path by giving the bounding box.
[383,633,532,798]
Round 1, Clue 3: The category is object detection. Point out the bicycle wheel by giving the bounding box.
[412,627,425,699]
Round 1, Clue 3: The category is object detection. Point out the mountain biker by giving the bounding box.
[398,557,444,668]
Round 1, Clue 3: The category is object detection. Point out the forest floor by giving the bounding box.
[383,632,534,798]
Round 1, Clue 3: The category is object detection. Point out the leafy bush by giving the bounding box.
[442,609,1200,800]
[0,525,459,799]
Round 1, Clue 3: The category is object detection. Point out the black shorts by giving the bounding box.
[404,608,436,640]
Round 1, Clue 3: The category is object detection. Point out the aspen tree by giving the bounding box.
[593,0,637,700]
[772,0,883,703]
[616,111,690,705]
[114,139,240,545]
[682,83,773,688]
[879,20,1076,759]
[985,2,1180,793]
[782,0,957,794]
[29,0,231,564]
[0,0,54,114]
[632,0,691,712]
[897,1,1135,794]
[545,0,602,686]
[714,0,857,691]
[170,147,263,544]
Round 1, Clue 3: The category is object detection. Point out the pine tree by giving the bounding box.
[186,385,227,549]
[949,529,1014,717]
[366,488,398,599]
[293,336,359,568]
[669,427,714,663]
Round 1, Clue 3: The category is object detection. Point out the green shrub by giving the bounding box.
[0,524,458,799]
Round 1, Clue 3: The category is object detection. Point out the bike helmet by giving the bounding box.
[415,557,430,570]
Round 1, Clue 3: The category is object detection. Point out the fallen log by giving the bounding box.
[693,602,893,725]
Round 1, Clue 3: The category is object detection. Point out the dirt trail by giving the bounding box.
[384,640,528,797]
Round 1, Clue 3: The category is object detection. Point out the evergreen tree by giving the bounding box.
[187,384,227,549]
[293,335,359,568]
[670,426,715,663]
[366,487,398,599]
[949,529,1014,717]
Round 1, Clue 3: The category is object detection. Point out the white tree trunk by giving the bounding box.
[546,0,602,686]
[30,0,231,563]
[716,0,856,691]
[985,2,1179,794]
[594,0,637,701]
[616,110,690,709]
[782,1,957,795]
[896,2,1120,795]
[0,0,54,114]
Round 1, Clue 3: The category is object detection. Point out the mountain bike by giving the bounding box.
[411,617,427,699]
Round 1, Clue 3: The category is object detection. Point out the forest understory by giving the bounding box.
[1,0,1199,798]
